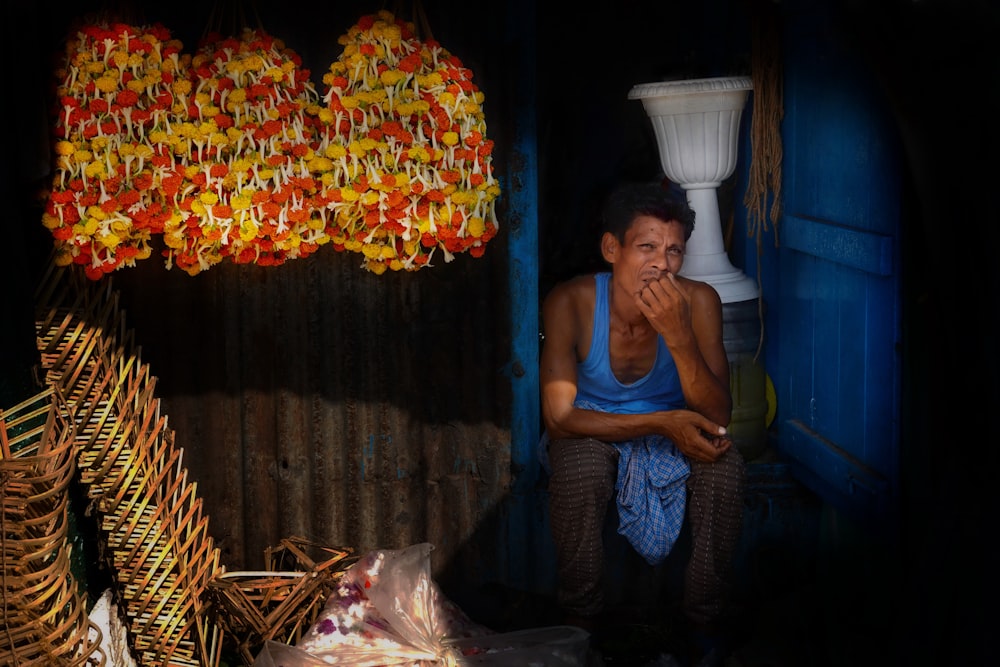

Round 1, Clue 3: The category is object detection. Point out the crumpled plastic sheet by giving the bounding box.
[252,543,588,666]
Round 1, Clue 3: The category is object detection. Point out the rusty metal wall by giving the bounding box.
[112,244,513,586]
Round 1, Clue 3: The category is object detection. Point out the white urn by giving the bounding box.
[629,76,756,303]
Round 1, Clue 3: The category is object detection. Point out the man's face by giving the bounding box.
[606,215,686,291]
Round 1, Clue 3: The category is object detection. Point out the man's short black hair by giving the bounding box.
[601,182,696,243]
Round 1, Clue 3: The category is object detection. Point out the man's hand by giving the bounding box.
[660,409,732,463]
[634,273,694,346]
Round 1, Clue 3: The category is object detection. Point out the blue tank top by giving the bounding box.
[575,273,686,414]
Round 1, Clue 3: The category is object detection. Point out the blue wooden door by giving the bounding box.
[763,1,902,526]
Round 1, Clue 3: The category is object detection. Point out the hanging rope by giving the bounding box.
[744,0,784,361]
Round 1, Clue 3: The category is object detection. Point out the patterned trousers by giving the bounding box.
[547,437,746,625]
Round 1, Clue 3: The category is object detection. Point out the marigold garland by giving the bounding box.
[40,12,501,278]
[163,28,328,275]
[42,21,189,280]
[309,9,500,274]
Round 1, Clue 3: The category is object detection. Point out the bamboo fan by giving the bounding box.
[1,387,105,665]
[33,261,225,666]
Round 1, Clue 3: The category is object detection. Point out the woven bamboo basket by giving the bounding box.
[33,262,225,666]
[205,538,358,665]
[1,387,105,666]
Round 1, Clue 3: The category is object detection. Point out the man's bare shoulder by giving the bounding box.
[544,273,598,306]
[676,275,722,307]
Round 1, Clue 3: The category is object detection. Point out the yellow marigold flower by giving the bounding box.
[53,246,73,266]
[396,102,416,116]
[341,95,359,110]
[340,188,361,202]
[389,259,405,271]
[416,72,443,88]
[98,232,121,249]
[348,141,366,157]
[380,245,396,259]
[307,217,325,231]
[240,220,259,242]
[126,79,146,94]
[41,213,61,230]
[366,260,388,275]
[359,137,377,151]
[326,144,348,159]
[200,191,219,205]
[163,230,184,249]
[317,108,335,124]
[134,144,154,159]
[439,91,456,108]
[83,218,101,235]
[331,232,347,244]
[467,216,486,238]
[228,88,247,105]
[408,146,430,163]
[403,239,419,255]
[54,141,75,156]
[136,245,152,260]
[308,156,334,172]
[259,168,275,180]
[344,238,363,252]
[190,199,206,215]
[266,107,280,120]
[487,184,501,198]
[231,193,252,210]
[149,130,168,144]
[361,191,379,206]
[184,164,200,178]
[173,79,192,96]
[85,162,105,179]
[442,131,459,146]
[73,149,93,163]
[85,61,104,75]
[320,173,337,187]
[265,66,285,82]
[380,69,406,87]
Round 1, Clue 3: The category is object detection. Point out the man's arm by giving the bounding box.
[634,274,732,426]
[540,278,728,461]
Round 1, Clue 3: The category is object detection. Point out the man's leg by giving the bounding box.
[683,446,747,629]
[547,437,618,622]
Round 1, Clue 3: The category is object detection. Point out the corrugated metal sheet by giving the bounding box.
[111,246,513,587]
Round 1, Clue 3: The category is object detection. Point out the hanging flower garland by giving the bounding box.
[42,21,189,280]
[162,28,327,275]
[309,9,501,274]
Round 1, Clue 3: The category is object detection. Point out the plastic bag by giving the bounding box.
[252,543,589,666]
[253,543,489,666]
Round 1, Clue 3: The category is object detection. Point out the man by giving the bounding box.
[540,182,746,663]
